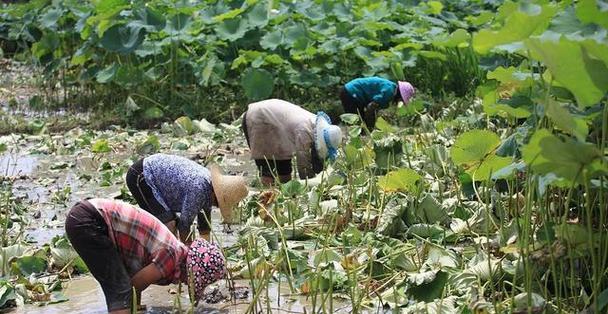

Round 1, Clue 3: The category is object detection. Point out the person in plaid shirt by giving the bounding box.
[65,198,225,313]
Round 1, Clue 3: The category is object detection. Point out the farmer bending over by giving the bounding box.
[65,198,225,313]
[242,99,342,186]
[340,77,415,129]
[126,154,248,241]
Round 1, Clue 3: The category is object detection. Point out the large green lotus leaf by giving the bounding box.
[407,270,449,302]
[94,0,128,16]
[526,35,608,107]
[247,1,269,28]
[344,145,374,170]
[377,204,407,236]
[580,38,608,68]
[260,29,283,50]
[0,244,29,276]
[137,135,160,155]
[100,24,145,54]
[333,3,351,21]
[451,130,512,180]
[0,281,16,308]
[96,63,118,83]
[549,6,599,34]
[212,7,245,22]
[576,0,608,29]
[50,246,82,270]
[39,8,63,30]
[31,32,59,59]
[241,68,274,100]
[554,223,600,247]
[478,81,532,119]
[143,106,164,120]
[418,50,446,61]
[521,129,603,183]
[451,130,501,165]
[216,17,249,42]
[134,41,163,57]
[485,99,533,119]
[132,7,166,32]
[165,13,192,36]
[487,66,535,88]
[432,29,470,48]
[416,194,448,224]
[91,0,130,35]
[378,168,423,194]
[284,24,308,49]
[471,154,513,180]
[406,224,446,239]
[473,3,557,54]
[198,53,223,86]
[12,256,47,276]
[545,101,589,141]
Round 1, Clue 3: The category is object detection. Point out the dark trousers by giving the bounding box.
[126,158,176,223]
[340,86,364,115]
[65,201,132,311]
[242,110,293,177]
[340,86,376,129]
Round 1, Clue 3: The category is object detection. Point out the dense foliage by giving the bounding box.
[0,0,607,313]
[0,0,490,122]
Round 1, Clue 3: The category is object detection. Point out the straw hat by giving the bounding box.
[209,164,248,223]
[314,112,342,161]
[397,81,415,105]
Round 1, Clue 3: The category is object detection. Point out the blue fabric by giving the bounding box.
[344,77,397,109]
[323,128,337,161]
[316,112,337,161]
[142,154,213,235]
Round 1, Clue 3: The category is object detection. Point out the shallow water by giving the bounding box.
[17,275,352,314]
[0,124,362,313]
[0,153,38,177]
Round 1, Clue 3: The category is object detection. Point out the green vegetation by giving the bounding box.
[0,0,607,313]
[1,0,489,123]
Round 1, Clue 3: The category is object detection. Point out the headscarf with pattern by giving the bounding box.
[186,239,226,301]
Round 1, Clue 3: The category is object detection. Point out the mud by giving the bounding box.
[0,114,356,313]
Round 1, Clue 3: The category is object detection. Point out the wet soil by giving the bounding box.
[0,60,353,313]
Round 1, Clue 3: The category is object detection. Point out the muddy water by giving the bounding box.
[1,135,357,313]
[17,275,351,314]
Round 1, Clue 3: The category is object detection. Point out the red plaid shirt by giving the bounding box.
[88,198,187,284]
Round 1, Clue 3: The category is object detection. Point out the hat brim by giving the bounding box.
[398,81,415,105]
[209,164,225,211]
[209,164,248,222]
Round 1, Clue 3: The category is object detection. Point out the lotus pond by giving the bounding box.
[1,0,608,313]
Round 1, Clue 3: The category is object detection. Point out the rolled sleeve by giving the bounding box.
[151,248,177,282]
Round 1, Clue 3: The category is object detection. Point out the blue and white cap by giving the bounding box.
[314,112,342,161]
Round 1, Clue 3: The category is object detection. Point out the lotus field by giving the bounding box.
[0,0,607,313]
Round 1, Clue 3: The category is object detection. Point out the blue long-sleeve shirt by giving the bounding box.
[142,154,213,235]
[344,77,397,109]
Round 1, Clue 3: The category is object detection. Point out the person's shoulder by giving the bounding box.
[349,76,390,85]
[368,76,392,83]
